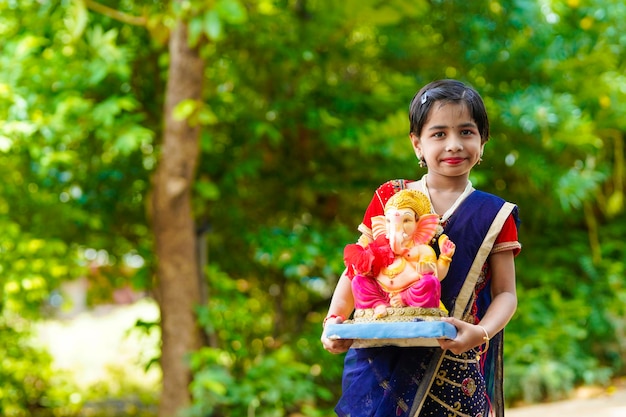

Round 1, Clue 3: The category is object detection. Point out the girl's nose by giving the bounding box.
[445,136,463,151]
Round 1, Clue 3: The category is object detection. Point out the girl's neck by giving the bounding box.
[417,174,473,219]
[424,173,470,194]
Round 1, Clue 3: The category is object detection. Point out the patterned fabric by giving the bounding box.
[422,350,488,417]
[337,346,434,417]
[336,347,489,417]
[336,179,520,417]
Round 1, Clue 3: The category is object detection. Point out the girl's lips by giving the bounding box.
[442,158,465,165]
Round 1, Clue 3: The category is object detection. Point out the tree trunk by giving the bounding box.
[151,20,204,417]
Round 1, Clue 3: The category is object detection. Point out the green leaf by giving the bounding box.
[66,0,88,40]
[204,10,222,41]
[606,191,624,217]
[0,134,13,152]
[195,180,220,200]
[188,15,204,47]
[173,99,199,121]
[198,107,218,125]
[216,0,247,24]
[113,126,153,155]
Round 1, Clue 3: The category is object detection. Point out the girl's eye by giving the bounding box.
[461,129,476,136]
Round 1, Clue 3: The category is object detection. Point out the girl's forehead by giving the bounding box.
[427,101,471,121]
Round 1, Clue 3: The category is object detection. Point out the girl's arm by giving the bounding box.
[320,181,394,354]
[438,250,517,354]
[321,270,355,354]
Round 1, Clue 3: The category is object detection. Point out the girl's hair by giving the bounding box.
[409,79,490,143]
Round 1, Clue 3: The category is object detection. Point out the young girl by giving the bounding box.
[321,79,521,417]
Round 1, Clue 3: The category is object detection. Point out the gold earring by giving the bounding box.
[419,157,427,168]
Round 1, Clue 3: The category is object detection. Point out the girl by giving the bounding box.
[321,79,521,417]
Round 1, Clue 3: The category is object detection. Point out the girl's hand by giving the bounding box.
[321,316,353,354]
[437,317,486,355]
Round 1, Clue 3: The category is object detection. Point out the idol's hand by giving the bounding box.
[389,293,404,308]
[438,234,456,258]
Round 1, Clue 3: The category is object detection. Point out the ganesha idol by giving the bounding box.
[344,189,456,321]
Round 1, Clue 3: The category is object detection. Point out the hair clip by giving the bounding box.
[421,92,429,105]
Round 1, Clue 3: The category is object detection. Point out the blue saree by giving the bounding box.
[335,189,520,417]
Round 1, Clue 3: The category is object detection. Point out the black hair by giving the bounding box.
[409,79,490,143]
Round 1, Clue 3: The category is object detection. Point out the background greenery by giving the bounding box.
[2,0,626,416]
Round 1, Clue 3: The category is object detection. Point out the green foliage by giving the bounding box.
[506,215,626,403]
[3,0,626,414]
[0,318,79,416]
[73,366,159,417]
[505,286,609,403]
[187,345,321,417]
[1,0,161,414]
[185,0,248,44]
[190,264,342,416]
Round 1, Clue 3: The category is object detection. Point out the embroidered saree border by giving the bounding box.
[409,201,516,417]
[452,202,516,320]
[408,349,446,416]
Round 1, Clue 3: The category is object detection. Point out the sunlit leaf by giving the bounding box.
[203,10,222,41]
[65,0,88,40]
[173,99,199,121]
[113,126,154,155]
[188,15,204,47]
[0,134,13,152]
[606,191,624,217]
[195,180,220,200]
[216,0,247,24]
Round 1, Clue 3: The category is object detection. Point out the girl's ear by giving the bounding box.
[409,132,420,148]
[410,133,421,156]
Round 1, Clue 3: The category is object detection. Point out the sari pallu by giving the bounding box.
[336,190,519,417]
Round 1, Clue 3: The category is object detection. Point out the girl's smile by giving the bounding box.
[411,102,484,183]
[441,157,466,165]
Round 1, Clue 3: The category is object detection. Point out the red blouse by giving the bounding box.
[357,180,521,256]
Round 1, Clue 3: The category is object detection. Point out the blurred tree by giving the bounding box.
[149,6,204,416]
[2,0,626,415]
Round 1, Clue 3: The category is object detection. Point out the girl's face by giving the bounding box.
[410,101,484,181]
